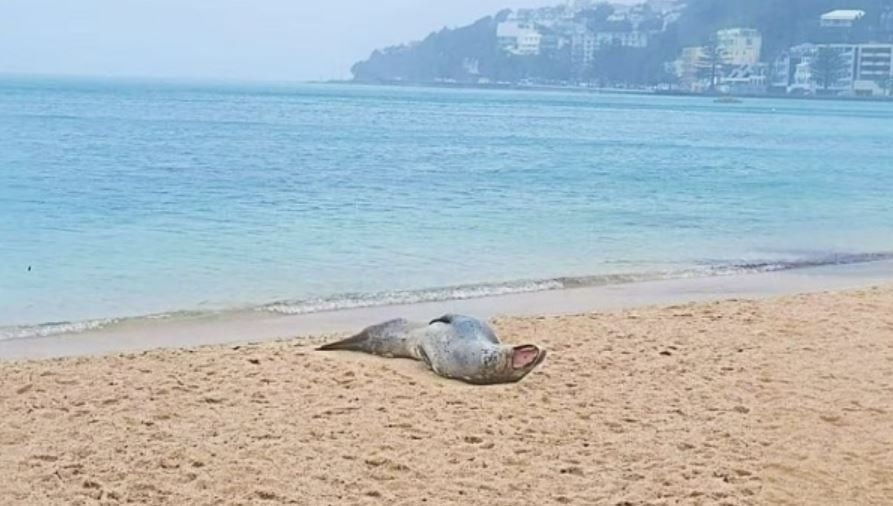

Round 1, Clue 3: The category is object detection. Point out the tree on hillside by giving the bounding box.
[697,36,727,92]
[875,74,893,96]
[586,42,676,87]
[351,14,510,83]
[809,46,849,92]
[590,44,640,86]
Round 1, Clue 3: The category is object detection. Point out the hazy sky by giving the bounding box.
[0,0,576,82]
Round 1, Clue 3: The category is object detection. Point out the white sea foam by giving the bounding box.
[0,318,120,341]
[261,279,566,315]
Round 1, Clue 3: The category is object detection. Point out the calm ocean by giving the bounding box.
[2,77,892,338]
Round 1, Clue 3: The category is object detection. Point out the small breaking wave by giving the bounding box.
[0,318,120,341]
[0,310,207,342]
[711,252,893,274]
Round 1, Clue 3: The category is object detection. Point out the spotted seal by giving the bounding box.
[317,314,546,385]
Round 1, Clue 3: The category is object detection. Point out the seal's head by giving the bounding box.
[476,344,547,384]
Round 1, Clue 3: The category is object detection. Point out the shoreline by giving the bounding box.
[338,79,893,104]
[3,258,893,362]
[7,251,893,341]
[7,75,893,104]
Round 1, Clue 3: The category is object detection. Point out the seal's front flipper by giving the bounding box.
[429,314,457,325]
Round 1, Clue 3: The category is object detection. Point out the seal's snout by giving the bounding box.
[512,345,546,370]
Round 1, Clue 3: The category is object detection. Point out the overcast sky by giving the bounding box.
[0,0,582,82]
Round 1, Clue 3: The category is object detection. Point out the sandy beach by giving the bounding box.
[2,285,892,505]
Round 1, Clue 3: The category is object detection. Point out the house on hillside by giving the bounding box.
[820,10,866,28]
[818,10,871,44]
[496,21,544,56]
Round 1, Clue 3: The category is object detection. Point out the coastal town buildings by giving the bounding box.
[666,7,893,97]
[490,2,892,97]
[498,0,677,72]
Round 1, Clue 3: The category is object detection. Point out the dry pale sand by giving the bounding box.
[2,286,892,505]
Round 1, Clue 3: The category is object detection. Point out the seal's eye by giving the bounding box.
[511,345,540,370]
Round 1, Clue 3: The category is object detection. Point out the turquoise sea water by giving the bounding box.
[1,78,892,337]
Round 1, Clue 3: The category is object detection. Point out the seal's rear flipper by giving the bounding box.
[317,332,371,352]
[316,318,421,359]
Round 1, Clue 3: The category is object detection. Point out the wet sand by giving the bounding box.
[2,285,893,505]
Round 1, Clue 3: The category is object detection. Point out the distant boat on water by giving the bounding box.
[714,96,743,104]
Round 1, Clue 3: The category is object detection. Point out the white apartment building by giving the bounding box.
[856,44,893,85]
[571,28,598,68]
[497,21,544,56]
[716,28,762,65]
